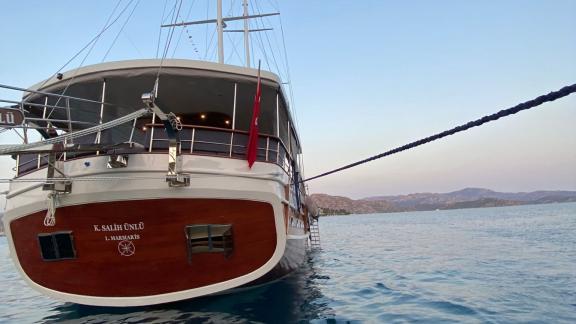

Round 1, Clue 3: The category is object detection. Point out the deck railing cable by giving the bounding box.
[0,108,149,155]
[300,83,576,184]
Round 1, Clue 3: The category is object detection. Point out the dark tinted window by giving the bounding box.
[38,235,57,260]
[38,232,76,261]
[54,233,75,259]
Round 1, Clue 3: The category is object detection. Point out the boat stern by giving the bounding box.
[5,198,283,306]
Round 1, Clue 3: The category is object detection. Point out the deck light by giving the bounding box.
[225,120,230,125]
[200,114,206,119]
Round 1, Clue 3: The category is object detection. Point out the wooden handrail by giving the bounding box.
[146,123,275,138]
[145,123,294,162]
[16,124,296,177]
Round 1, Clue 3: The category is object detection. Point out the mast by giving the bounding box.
[217,0,224,64]
[243,0,250,68]
[161,2,278,66]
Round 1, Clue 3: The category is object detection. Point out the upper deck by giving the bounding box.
[17,59,303,179]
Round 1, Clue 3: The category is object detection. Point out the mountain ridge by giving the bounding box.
[311,188,576,216]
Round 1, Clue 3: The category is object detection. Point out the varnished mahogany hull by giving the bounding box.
[242,235,307,288]
[10,198,280,299]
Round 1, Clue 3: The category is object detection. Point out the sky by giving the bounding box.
[0,0,575,201]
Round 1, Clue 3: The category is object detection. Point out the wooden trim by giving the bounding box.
[146,123,293,160]
[10,199,277,297]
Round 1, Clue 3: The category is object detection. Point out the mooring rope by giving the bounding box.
[300,83,576,184]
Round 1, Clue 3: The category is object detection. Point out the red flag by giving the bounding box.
[247,63,262,168]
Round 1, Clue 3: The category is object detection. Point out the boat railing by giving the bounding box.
[145,123,293,173]
[15,124,294,177]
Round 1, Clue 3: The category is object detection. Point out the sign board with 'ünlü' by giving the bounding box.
[0,108,24,126]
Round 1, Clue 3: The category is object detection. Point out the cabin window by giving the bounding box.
[290,128,299,157]
[24,82,101,136]
[267,138,279,163]
[37,232,76,261]
[235,82,277,135]
[185,224,233,261]
[17,153,38,176]
[278,100,289,146]
[193,129,231,156]
[158,75,235,129]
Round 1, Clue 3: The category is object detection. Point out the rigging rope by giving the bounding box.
[154,0,183,90]
[276,6,298,133]
[300,83,576,184]
[102,0,142,62]
[252,0,282,77]
[171,0,198,58]
[156,0,169,58]
[45,0,136,119]
[36,0,124,91]
[251,0,300,138]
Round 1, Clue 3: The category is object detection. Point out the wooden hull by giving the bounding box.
[241,235,307,288]
[7,198,306,305]
[4,153,310,306]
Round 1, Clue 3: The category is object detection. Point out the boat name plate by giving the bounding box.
[0,108,24,126]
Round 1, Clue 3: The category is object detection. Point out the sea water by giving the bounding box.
[1,203,575,323]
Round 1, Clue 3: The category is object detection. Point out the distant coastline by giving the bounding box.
[1,189,575,228]
[310,188,576,216]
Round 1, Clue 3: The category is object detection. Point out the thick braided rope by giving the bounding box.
[301,84,576,183]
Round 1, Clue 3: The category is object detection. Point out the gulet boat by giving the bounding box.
[1,0,319,307]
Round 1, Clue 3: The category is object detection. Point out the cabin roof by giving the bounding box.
[26,59,283,94]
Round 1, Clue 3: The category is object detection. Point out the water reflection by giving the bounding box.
[41,252,334,323]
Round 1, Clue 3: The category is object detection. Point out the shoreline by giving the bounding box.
[318,200,576,217]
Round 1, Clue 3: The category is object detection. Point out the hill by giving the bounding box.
[311,188,576,216]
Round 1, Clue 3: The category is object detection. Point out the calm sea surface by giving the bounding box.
[1,203,575,323]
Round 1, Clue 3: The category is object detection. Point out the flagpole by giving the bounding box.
[247,60,262,168]
[256,60,261,86]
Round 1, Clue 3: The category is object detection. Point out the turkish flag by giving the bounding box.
[246,65,262,168]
